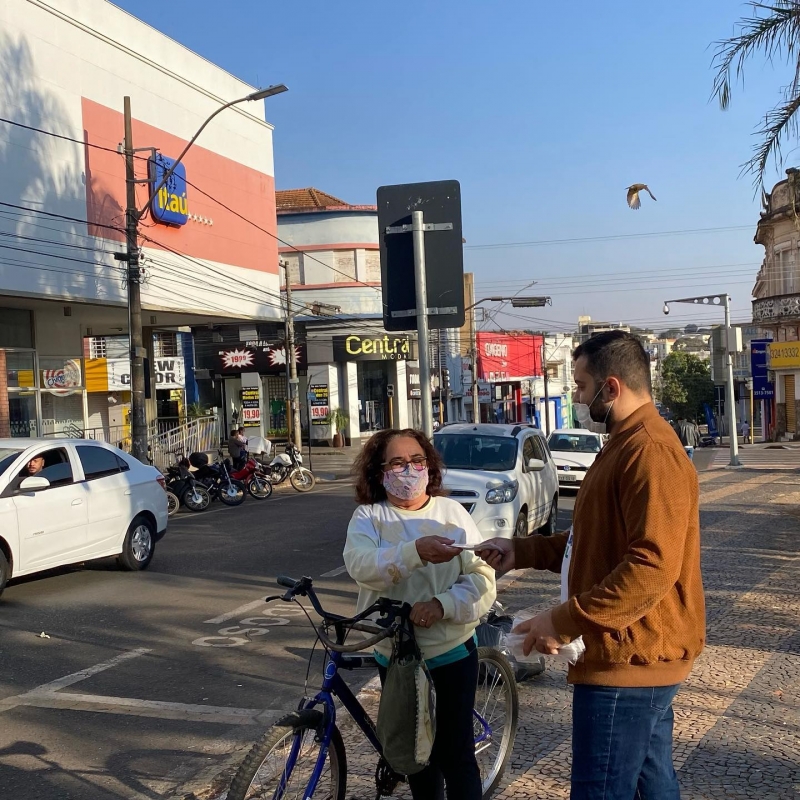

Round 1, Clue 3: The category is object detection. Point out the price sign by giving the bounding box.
[309,383,330,427]
[240,387,261,426]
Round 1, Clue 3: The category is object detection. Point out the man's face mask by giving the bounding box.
[573,381,614,434]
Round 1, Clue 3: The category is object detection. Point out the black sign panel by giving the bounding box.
[332,333,413,361]
[215,342,307,375]
[377,180,464,332]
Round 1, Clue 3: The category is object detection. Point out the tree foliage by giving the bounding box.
[712,1,800,188]
[659,352,714,421]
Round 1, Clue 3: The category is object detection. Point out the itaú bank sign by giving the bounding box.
[148,153,189,226]
[332,334,414,361]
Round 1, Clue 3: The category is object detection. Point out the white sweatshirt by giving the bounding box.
[343,496,497,661]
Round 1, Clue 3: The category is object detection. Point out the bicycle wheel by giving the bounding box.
[228,710,347,800]
[475,647,519,799]
[248,474,274,499]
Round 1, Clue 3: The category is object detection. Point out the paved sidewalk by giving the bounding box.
[492,466,800,799]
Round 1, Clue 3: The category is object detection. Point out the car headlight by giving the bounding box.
[485,481,518,504]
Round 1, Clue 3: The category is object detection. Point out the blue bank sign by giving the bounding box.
[148,154,188,226]
[750,338,775,399]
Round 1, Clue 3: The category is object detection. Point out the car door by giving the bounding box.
[519,436,539,534]
[528,435,553,528]
[75,444,131,555]
[13,447,90,573]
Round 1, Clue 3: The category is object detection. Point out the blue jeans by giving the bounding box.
[571,684,681,800]
[684,446,694,461]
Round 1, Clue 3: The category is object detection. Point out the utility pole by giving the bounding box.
[723,295,740,466]
[471,344,480,424]
[541,338,551,435]
[123,97,148,463]
[281,260,302,449]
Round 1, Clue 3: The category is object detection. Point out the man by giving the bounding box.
[227,428,245,462]
[675,415,701,461]
[24,455,45,476]
[478,331,705,799]
[741,419,751,444]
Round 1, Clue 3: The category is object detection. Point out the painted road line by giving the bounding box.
[204,599,267,625]
[17,691,281,726]
[320,565,349,578]
[0,647,151,713]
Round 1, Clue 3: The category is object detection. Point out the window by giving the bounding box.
[522,437,536,465]
[76,445,123,480]
[115,454,131,472]
[434,434,518,472]
[281,253,303,286]
[547,433,601,453]
[530,436,548,462]
[153,332,179,358]
[89,337,108,359]
[19,448,74,487]
[774,246,797,294]
[365,251,381,282]
[334,251,357,282]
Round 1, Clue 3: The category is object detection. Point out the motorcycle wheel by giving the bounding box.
[166,490,179,517]
[219,480,246,506]
[290,468,316,492]
[183,485,211,512]
[248,475,273,499]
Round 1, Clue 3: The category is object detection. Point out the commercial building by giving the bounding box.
[752,169,800,439]
[0,0,280,441]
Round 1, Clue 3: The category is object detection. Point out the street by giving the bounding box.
[0,481,576,799]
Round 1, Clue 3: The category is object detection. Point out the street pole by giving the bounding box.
[471,344,480,424]
[541,339,551,435]
[749,383,754,444]
[437,329,444,426]
[281,260,302,449]
[123,97,148,463]
[724,295,741,467]
[412,210,434,438]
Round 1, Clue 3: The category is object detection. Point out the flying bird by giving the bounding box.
[626,184,657,210]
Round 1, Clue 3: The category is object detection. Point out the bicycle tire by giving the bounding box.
[475,646,519,799]
[228,709,347,800]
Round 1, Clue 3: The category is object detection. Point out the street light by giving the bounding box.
[465,295,552,423]
[663,294,741,468]
[124,84,287,462]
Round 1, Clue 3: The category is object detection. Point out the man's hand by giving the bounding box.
[475,538,515,573]
[416,536,460,564]
[512,609,561,656]
[410,599,445,629]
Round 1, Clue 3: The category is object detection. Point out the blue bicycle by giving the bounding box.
[228,576,519,800]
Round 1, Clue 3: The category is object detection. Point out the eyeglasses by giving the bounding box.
[381,457,428,474]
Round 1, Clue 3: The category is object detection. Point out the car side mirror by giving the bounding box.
[19,476,51,492]
[527,458,545,472]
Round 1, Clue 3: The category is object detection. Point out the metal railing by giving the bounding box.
[147,416,219,469]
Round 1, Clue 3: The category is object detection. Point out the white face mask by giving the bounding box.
[574,383,614,434]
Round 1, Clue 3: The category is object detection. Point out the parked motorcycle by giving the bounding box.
[190,451,246,506]
[264,443,316,492]
[165,458,211,513]
[230,454,274,500]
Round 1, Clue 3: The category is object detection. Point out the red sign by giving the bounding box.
[476,333,542,381]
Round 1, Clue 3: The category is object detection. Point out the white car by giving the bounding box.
[434,423,559,540]
[546,429,603,489]
[0,439,169,597]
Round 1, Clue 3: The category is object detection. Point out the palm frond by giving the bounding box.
[711,1,800,111]
[742,91,800,186]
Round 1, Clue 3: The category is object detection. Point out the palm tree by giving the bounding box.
[712,1,800,188]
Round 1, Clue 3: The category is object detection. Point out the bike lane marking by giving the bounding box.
[194,603,304,648]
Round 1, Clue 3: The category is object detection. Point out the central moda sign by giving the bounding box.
[332,334,414,361]
[148,153,188,226]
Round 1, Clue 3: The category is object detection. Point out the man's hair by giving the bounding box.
[572,330,652,395]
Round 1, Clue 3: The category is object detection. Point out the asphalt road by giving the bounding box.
[0,482,577,799]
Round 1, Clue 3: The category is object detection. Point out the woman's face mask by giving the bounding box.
[382,463,429,501]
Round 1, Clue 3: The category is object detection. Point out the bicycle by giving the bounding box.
[228,576,519,800]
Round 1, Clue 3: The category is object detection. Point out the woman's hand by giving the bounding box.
[410,599,445,629]
[416,536,461,564]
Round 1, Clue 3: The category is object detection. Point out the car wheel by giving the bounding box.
[513,510,527,538]
[0,549,9,598]
[118,515,155,571]
[538,496,558,536]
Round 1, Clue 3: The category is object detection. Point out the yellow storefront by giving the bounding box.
[768,342,800,438]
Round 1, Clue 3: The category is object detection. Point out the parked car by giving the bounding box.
[0,439,168,597]
[546,428,603,489]
[433,423,559,540]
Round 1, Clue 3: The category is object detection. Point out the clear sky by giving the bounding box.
[115,0,788,334]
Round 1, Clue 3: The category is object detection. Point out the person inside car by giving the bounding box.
[23,455,45,476]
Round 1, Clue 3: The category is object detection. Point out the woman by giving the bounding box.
[343,428,496,800]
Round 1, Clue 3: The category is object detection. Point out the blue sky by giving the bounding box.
[116,0,791,333]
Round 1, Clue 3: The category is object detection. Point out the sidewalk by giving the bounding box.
[491,465,800,799]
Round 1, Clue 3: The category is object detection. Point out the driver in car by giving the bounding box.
[23,455,45,476]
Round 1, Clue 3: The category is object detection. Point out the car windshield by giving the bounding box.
[547,433,601,454]
[0,448,24,477]
[435,434,518,471]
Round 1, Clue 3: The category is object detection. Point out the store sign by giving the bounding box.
[750,339,774,399]
[107,358,186,390]
[476,332,542,381]
[41,359,82,395]
[216,342,307,375]
[309,383,330,426]
[240,387,261,426]
[149,154,188,226]
[332,334,413,362]
[768,341,800,370]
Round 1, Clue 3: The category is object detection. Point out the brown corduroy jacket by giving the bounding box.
[515,402,705,687]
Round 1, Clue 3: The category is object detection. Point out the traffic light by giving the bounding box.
[442,368,450,391]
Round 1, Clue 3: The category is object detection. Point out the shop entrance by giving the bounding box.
[357,361,390,432]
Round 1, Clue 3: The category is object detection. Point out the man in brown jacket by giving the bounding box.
[478,331,704,799]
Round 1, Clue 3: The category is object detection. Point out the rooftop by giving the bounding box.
[276,188,377,214]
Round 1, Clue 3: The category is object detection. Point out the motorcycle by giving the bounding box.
[189,451,247,506]
[264,443,316,492]
[230,453,274,500]
[164,458,211,513]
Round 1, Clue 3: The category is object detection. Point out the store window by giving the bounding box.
[154,332,179,358]
[39,357,85,437]
[1,348,38,438]
[357,361,389,432]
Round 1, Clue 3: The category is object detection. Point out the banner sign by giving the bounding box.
[332,334,413,362]
[309,383,330,426]
[750,339,774,399]
[216,342,308,375]
[107,358,185,391]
